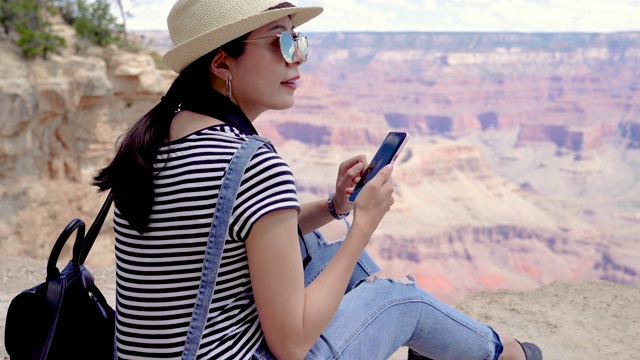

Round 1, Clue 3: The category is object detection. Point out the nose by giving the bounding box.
[290,45,305,65]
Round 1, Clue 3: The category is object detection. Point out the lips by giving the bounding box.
[281,75,300,85]
[281,76,299,90]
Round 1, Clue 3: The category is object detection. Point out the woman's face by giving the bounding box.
[228,16,304,120]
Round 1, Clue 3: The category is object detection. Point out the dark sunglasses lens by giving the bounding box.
[280,31,295,63]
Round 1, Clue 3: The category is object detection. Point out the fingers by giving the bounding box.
[332,155,367,215]
[340,154,367,173]
[351,165,395,234]
[340,155,367,179]
[336,155,367,192]
[368,164,393,188]
[376,165,395,207]
[356,164,394,204]
[348,161,365,180]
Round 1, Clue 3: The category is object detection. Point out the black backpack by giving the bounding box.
[5,192,115,359]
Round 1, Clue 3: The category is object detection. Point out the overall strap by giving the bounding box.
[182,135,270,359]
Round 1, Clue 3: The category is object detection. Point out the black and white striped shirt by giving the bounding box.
[114,125,299,359]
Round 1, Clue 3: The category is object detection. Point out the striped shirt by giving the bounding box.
[114,125,299,359]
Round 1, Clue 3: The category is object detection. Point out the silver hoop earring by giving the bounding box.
[225,78,232,100]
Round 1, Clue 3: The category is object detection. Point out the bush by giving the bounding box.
[1,1,15,35]
[1,0,127,59]
[58,0,124,47]
[16,24,66,58]
[148,50,169,70]
[1,0,65,58]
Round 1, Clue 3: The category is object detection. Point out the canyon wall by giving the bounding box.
[257,31,640,302]
[1,29,639,302]
[0,27,175,266]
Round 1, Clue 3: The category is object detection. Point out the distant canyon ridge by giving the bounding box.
[1,27,639,303]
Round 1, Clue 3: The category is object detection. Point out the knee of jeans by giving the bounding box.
[365,271,416,285]
[319,233,344,246]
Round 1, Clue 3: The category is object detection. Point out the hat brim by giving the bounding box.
[163,6,323,73]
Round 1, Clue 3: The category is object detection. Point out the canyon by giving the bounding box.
[256,31,640,302]
[1,27,639,304]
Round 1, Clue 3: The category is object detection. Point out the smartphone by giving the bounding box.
[348,131,409,203]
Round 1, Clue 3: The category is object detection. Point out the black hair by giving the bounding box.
[93,34,249,233]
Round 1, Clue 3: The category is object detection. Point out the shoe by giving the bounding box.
[407,348,433,360]
[516,340,543,360]
[408,341,543,360]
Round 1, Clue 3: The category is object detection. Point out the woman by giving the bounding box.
[95,0,543,359]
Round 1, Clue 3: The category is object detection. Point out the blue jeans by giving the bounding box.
[254,229,504,360]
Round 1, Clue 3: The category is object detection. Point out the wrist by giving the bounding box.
[327,192,350,220]
[345,221,373,247]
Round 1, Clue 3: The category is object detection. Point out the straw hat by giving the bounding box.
[162,0,323,73]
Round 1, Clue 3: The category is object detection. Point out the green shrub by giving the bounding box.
[1,1,16,35]
[2,0,128,59]
[16,23,65,58]
[149,50,169,70]
[1,0,65,58]
[58,0,124,46]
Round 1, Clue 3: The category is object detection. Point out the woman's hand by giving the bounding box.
[297,156,365,233]
[333,155,366,215]
[351,164,395,239]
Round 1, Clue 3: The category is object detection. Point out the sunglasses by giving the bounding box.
[244,31,308,64]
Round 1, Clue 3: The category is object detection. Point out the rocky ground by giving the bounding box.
[1,255,638,359]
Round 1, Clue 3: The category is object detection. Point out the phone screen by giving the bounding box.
[348,132,408,203]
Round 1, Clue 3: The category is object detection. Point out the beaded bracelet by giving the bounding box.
[327,192,351,220]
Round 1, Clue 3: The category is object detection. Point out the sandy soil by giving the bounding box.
[390,281,640,359]
[2,255,638,359]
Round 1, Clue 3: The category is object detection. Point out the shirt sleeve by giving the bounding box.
[228,145,300,242]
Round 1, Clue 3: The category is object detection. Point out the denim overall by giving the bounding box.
[182,135,272,359]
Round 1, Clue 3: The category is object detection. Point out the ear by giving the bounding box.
[210,49,235,80]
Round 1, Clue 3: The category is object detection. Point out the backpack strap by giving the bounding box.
[182,135,271,359]
[75,191,114,265]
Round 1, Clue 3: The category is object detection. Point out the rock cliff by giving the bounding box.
[299,32,640,152]
[257,31,640,302]
[0,27,175,266]
[1,29,639,303]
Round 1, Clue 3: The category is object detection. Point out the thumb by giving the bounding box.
[370,164,393,185]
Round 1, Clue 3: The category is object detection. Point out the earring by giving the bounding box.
[225,77,232,100]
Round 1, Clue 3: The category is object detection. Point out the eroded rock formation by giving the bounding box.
[2,29,639,303]
[0,28,175,266]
